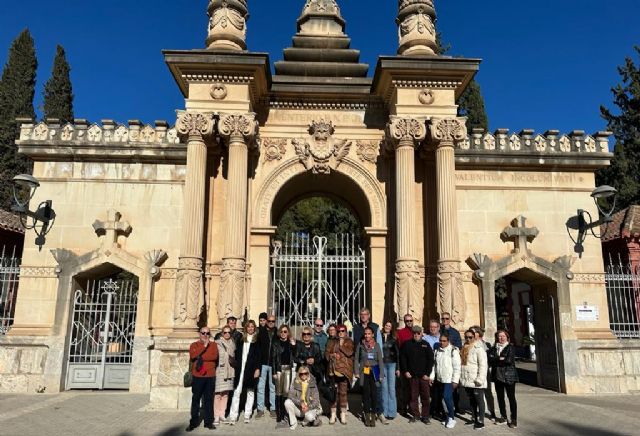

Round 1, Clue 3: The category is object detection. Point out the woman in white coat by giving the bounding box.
[429,334,461,429]
[460,329,488,430]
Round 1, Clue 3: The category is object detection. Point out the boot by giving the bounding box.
[369,413,376,427]
[329,408,337,425]
[340,411,347,425]
[363,413,370,427]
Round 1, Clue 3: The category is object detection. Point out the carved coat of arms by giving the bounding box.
[293,120,352,174]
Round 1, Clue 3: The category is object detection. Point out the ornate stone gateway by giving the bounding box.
[65,278,138,390]
[270,234,367,326]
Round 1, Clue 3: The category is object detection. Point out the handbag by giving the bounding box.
[183,346,209,388]
[220,342,237,368]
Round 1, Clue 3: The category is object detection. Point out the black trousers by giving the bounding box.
[362,373,378,413]
[495,381,517,421]
[190,376,215,427]
[465,387,485,425]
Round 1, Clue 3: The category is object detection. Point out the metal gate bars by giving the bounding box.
[65,278,138,390]
[0,246,20,335]
[605,258,640,339]
[270,233,367,327]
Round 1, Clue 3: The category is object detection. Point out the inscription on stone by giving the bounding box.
[455,171,588,188]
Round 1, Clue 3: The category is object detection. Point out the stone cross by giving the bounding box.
[93,209,132,248]
[501,215,539,254]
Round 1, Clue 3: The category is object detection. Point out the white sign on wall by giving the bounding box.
[576,305,599,322]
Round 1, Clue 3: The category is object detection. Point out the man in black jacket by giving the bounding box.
[400,325,435,425]
[256,314,277,418]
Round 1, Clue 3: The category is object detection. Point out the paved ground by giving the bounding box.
[0,384,638,436]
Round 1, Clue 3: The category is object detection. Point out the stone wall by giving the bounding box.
[0,336,49,394]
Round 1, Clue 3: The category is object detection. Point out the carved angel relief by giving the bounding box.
[293,120,352,174]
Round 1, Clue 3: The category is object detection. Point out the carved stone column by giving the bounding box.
[430,117,467,327]
[174,112,214,332]
[387,117,426,325]
[397,0,438,56]
[217,113,258,327]
[206,0,249,51]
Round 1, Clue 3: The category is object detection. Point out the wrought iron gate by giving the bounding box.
[0,247,20,336]
[66,278,138,390]
[270,234,367,327]
[605,258,640,339]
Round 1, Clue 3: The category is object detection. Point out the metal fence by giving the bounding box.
[270,233,367,327]
[0,246,21,335]
[605,258,640,339]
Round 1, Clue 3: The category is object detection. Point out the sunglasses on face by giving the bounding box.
[413,332,422,335]
[315,324,324,327]
[465,335,474,339]
[338,329,346,333]
[222,331,231,334]
[299,372,309,376]
[267,320,276,323]
[200,331,211,336]
[441,317,450,321]
[302,333,311,336]
[404,319,413,323]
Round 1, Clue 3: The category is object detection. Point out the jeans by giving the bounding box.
[442,383,455,420]
[466,387,485,424]
[409,377,431,419]
[190,376,214,427]
[381,362,397,418]
[257,364,275,412]
[495,381,517,421]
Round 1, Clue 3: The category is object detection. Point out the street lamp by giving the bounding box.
[568,185,617,258]
[11,174,56,250]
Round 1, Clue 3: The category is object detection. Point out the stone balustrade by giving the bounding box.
[18,118,183,146]
[458,128,612,154]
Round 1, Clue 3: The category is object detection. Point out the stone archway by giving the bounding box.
[467,215,575,393]
[249,157,388,323]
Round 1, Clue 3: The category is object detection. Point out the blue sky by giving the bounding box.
[0,0,638,136]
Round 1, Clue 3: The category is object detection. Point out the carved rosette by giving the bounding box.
[263,138,287,161]
[397,0,437,56]
[356,140,380,164]
[218,113,258,146]
[206,0,248,51]
[430,118,467,147]
[437,260,465,326]
[174,257,204,325]
[176,111,214,140]
[395,259,423,324]
[386,117,427,150]
[218,257,246,327]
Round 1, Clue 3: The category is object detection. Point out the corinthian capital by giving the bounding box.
[386,116,427,150]
[176,111,215,139]
[218,113,258,144]
[430,118,467,146]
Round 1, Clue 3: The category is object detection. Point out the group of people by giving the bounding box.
[186,309,520,432]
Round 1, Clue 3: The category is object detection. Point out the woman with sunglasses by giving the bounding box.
[228,320,261,425]
[429,333,461,429]
[488,329,519,428]
[380,321,400,421]
[214,326,236,426]
[325,324,355,425]
[460,329,488,430]
[271,324,297,426]
[285,365,323,429]
[186,327,219,432]
[294,326,323,383]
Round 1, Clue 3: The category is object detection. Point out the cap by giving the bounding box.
[259,312,268,320]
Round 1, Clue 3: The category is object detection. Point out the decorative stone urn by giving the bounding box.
[397,0,438,56]
[206,0,249,51]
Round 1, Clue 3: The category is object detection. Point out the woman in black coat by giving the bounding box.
[227,320,261,424]
[488,329,519,429]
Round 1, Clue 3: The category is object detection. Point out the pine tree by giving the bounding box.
[43,45,74,123]
[436,31,490,132]
[596,47,640,211]
[0,29,37,209]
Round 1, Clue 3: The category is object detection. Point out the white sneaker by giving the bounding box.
[289,421,298,430]
[446,419,457,429]
[244,416,251,424]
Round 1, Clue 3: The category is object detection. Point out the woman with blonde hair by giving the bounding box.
[284,365,323,429]
[460,329,488,430]
[227,320,261,424]
[214,325,236,425]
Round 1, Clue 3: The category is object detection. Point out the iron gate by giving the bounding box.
[0,246,20,336]
[66,278,138,390]
[270,233,367,327]
[605,258,640,339]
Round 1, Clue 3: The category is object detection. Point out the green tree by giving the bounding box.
[276,197,361,248]
[0,29,37,209]
[43,45,74,123]
[596,46,640,211]
[436,31,489,132]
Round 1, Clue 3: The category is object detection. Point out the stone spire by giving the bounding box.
[397,0,438,56]
[206,0,249,51]
[274,0,368,77]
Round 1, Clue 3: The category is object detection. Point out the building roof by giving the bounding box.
[602,205,640,241]
[0,209,24,235]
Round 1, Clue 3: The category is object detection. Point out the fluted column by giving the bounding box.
[430,117,467,327]
[173,111,215,332]
[387,117,426,325]
[217,113,258,327]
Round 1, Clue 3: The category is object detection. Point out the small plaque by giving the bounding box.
[576,305,599,322]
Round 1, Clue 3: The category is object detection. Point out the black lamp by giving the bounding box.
[11,174,56,250]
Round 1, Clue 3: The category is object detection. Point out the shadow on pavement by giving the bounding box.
[117,425,184,436]
[541,421,631,436]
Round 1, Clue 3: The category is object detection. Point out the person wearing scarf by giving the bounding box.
[460,329,488,430]
[354,326,385,427]
[214,326,236,425]
[227,320,261,424]
[284,365,323,429]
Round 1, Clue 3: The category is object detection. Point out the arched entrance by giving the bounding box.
[249,158,388,325]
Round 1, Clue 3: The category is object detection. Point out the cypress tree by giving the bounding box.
[0,29,37,209]
[596,47,640,211]
[43,45,74,123]
[435,31,489,132]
